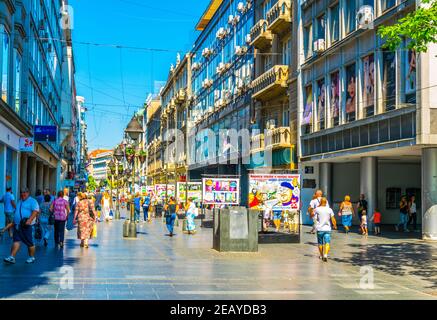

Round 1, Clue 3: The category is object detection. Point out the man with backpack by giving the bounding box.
[142,193,151,222]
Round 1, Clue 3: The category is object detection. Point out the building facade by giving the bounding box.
[188,0,255,204]
[76,95,87,183]
[87,149,112,184]
[0,0,77,200]
[297,0,437,239]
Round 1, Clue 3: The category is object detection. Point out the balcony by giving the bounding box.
[251,65,289,101]
[250,19,272,49]
[250,133,265,153]
[266,0,292,35]
[265,127,293,150]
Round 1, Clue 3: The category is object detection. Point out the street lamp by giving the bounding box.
[113,145,124,220]
[124,116,144,238]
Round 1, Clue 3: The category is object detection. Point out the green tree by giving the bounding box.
[87,175,97,192]
[378,0,437,52]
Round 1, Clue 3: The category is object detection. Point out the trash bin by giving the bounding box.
[213,207,258,252]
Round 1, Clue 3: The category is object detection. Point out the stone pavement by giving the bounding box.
[0,210,436,300]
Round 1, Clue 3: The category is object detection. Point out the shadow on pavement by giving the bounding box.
[332,242,437,290]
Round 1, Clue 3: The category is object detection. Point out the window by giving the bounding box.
[345,0,357,34]
[330,4,340,44]
[382,0,396,12]
[282,38,291,66]
[345,64,356,122]
[1,25,10,103]
[14,49,21,115]
[304,24,313,59]
[316,79,326,130]
[316,15,325,41]
[404,45,416,104]
[382,50,396,111]
[362,54,375,117]
[386,188,401,209]
[330,71,340,126]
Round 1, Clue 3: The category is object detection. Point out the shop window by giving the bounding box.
[386,187,401,209]
[362,54,375,117]
[345,64,356,122]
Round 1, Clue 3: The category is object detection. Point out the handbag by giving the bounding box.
[91,224,97,238]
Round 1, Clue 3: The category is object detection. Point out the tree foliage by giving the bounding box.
[87,175,97,191]
[378,0,437,52]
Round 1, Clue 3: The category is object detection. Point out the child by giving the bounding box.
[360,213,368,236]
[371,209,382,235]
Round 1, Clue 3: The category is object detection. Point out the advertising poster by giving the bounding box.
[363,54,375,108]
[177,182,202,203]
[202,178,240,205]
[330,71,340,120]
[405,46,416,102]
[302,85,313,125]
[346,64,356,114]
[19,137,34,152]
[155,184,175,201]
[317,79,325,126]
[248,174,301,211]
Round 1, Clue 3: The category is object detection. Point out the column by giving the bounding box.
[319,162,332,205]
[360,157,378,229]
[11,151,19,197]
[422,148,437,241]
[36,161,44,193]
[28,157,37,196]
[49,167,57,193]
[20,153,28,189]
[43,165,50,190]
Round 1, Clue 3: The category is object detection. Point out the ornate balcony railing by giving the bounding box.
[250,19,272,49]
[251,65,289,101]
[266,0,292,34]
[265,127,292,149]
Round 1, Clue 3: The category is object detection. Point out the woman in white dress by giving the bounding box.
[101,192,112,221]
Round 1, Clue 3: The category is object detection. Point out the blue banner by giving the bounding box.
[34,125,57,142]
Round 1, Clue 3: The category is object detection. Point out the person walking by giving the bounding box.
[313,197,337,262]
[2,188,39,264]
[185,198,198,235]
[164,197,178,237]
[339,195,354,234]
[35,190,44,205]
[142,193,151,222]
[356,194,368,217]
[408,195,418,232]
[73,192,97,248]
[94,189,103,220]
[101,192,112,222]
[308,190,330,234]
[50,191,70,248]
[0,187,16,238]
[133,193,141,222]
[39,194,54,247]
[395,196,410,232]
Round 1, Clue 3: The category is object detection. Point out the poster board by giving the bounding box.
[202,178,240,205]
[155,184,175,201]
[177,182,202,203]
[248,174,301,211]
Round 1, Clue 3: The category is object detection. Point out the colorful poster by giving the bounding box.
[177,182,202,203]
[346,64,356,114]
[155,184,175,201]
[248,174,301,211]
[142,186,155,197]
[363,54,375,108]
[405,48,416,95]
[302,86,313,125]
[19,137,34,152]
[202,178,240,205]
[317,79,325,126]
[330,71,340,120]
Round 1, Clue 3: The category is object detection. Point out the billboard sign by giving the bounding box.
[19,137,34,152]
[202,178,240,205]
[177,182,202,204]
[34,125,57,142]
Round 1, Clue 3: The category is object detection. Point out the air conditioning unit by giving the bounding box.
[235,45,248,56]
[228,15,234,25]
[357,5,374,29]
[313,39,325,53]
[216,62,226,74]
[202,79,213,89]
[202,47,212,58]
[245,34,252,44]
[192,62,201,71]
[233,15,240,25]
[207,107,214,114]
[216,27,227,39]
[237,2,245,13]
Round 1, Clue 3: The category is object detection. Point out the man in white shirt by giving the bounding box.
[313,197,337,262]
[308,190,330,233]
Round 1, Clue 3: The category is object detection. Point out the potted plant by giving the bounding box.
[125,146,134,162]
[138,149,147,164]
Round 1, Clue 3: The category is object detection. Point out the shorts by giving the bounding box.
[13,226,34,247]
[5,212,14,224]
[317,231,331,246]
[273,211,282,220]
[374,223,381,227]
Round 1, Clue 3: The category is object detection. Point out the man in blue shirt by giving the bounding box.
[134,193,141,222]
[142,193,151,222]
[0,187,16,238]
[35,189,44,205]
[2,187,39,264]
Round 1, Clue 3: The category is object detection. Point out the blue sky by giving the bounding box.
[71,0,207,151]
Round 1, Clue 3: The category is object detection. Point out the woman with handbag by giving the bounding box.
[39,194,54,247]
[50,191,70,249]
[339,195,354,234]
[163,197,178,237]
[73,193,97,248]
